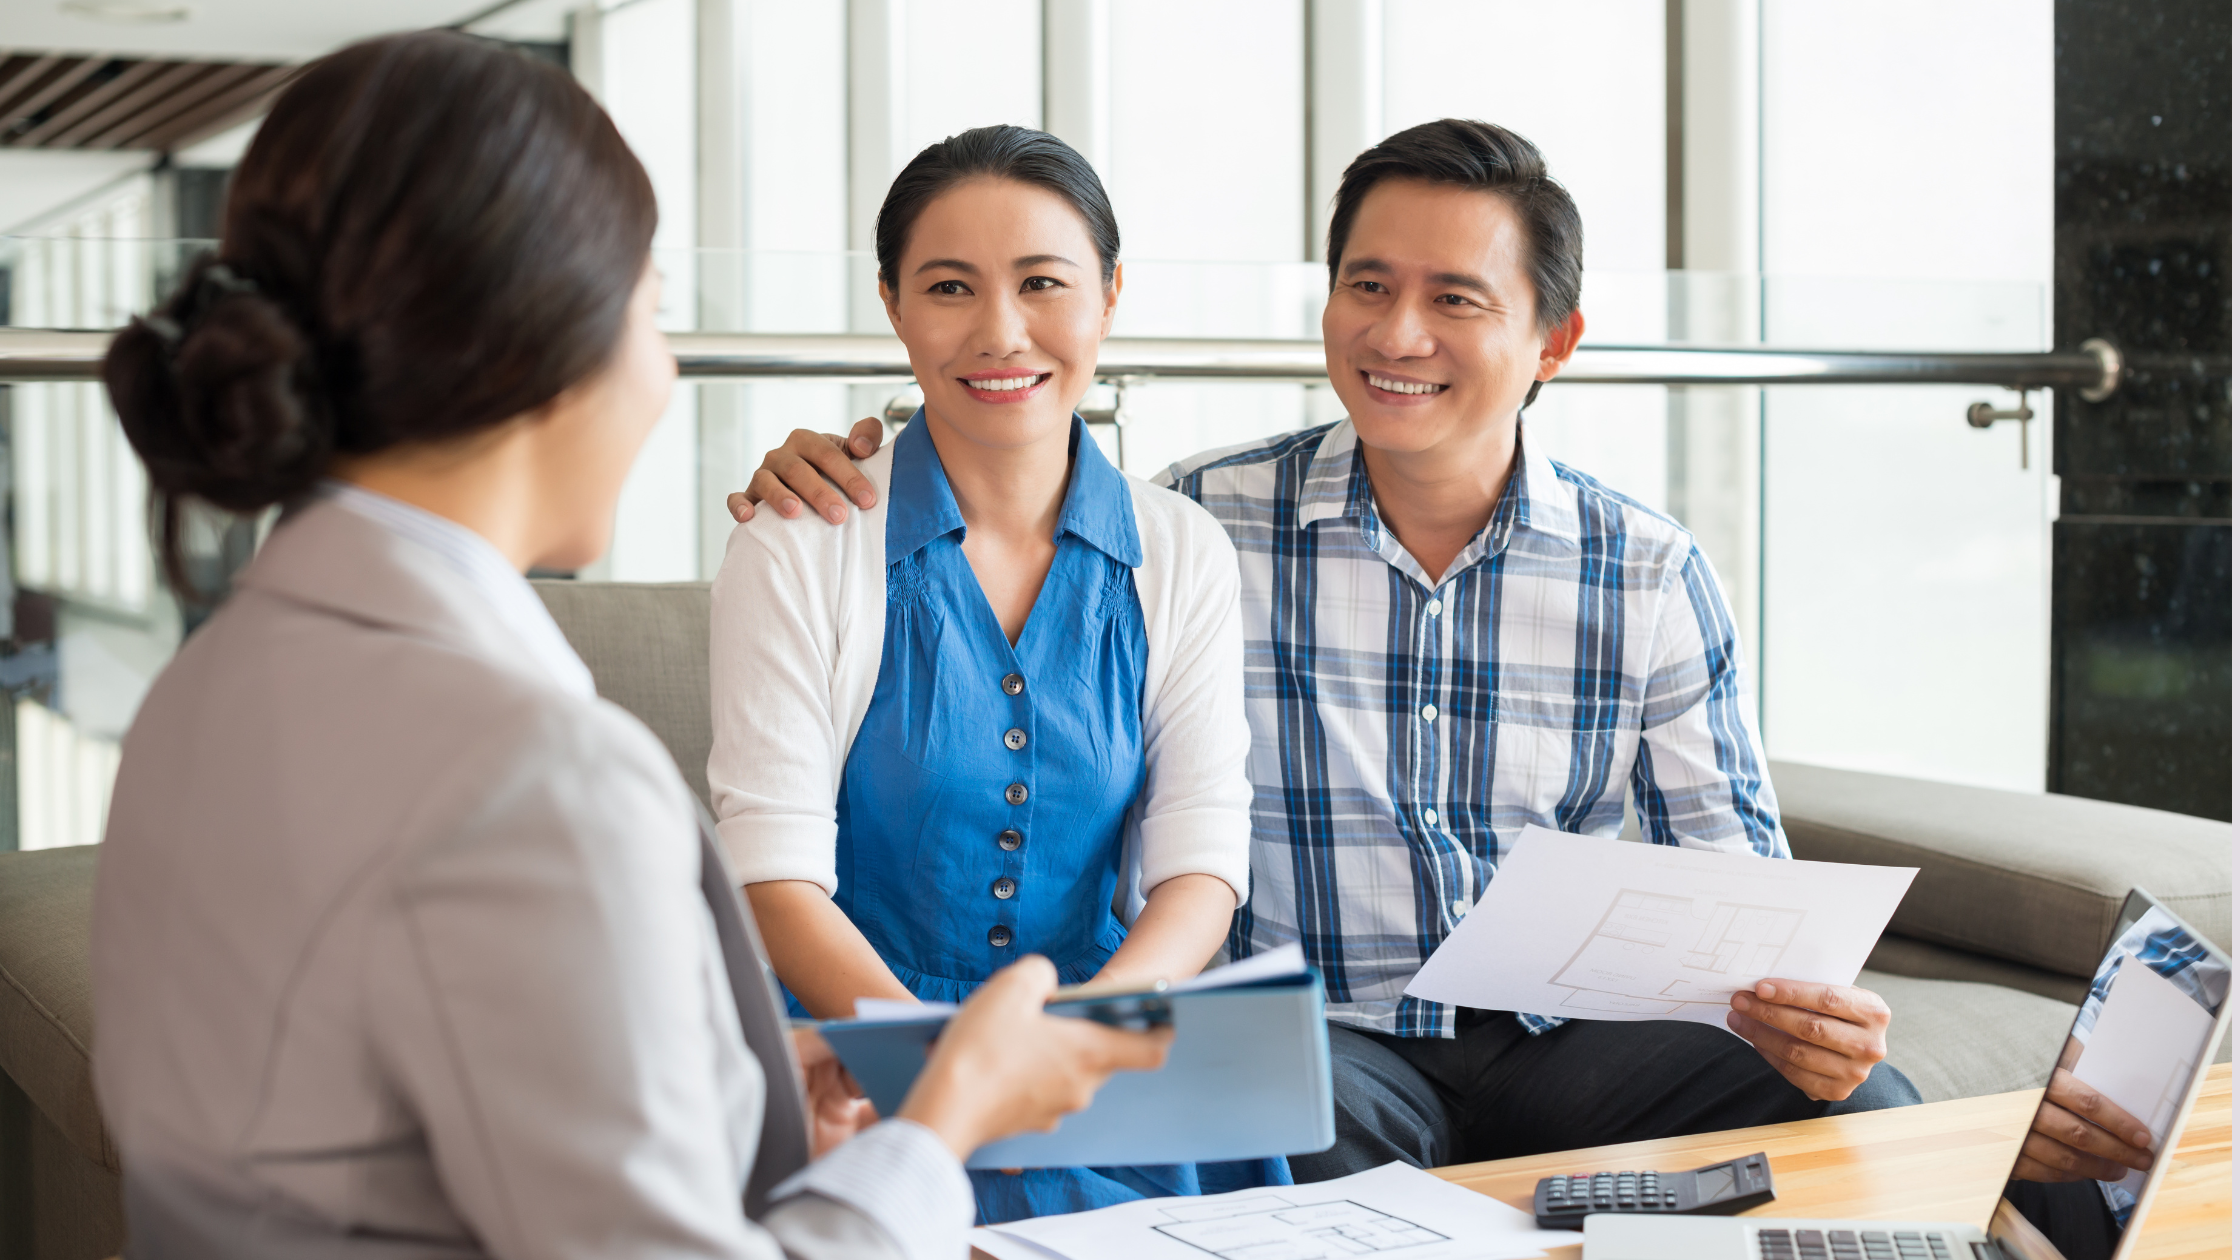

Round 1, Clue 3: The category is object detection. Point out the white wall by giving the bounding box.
[903,0,1042,155]
[582,0,704,582]
[1100,0,1310,474]
[1382,0,1670,511]
[0,152,154,237]
[698,0,852,576]
[1757,0,2055,792]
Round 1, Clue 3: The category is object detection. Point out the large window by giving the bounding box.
[0,0,2079,850]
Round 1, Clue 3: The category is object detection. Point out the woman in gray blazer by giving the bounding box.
[89,31,1166,1260]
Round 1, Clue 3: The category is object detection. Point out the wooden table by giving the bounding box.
[1433,1062,2231,1260]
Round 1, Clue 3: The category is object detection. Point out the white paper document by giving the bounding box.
[1405,826,1916,1029]
[853,944,1310,1020]
[970,1162,1574,1260]
[2070,953,2216,1198]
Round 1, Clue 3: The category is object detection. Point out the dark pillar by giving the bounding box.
[2050,0,2231,821]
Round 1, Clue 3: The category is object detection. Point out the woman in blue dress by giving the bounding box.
[706,125,1289,1223]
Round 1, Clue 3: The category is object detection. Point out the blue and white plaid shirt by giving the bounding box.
[1156,419,1787,1039]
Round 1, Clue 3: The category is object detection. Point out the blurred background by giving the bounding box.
[0,0,2228,850]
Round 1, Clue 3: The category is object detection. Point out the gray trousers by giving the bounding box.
[1293,1009,1922,1181]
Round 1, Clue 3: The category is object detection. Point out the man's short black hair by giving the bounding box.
[1325,118,1584,336]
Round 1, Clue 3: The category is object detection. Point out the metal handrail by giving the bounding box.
[0,326,2125,397]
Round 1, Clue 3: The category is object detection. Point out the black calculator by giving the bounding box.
[1532,1152,1776,1229]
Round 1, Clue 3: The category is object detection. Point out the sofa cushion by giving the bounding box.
[0,846,111,1172]
[1865,934,2089,1005]
[533,580,714,806]
[1773,761,2230,979]
[1863,968,2076,1104]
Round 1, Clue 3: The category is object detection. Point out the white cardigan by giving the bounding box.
[707,440,1253,920]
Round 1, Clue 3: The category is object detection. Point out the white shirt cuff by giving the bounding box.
[770,1118,974,1260]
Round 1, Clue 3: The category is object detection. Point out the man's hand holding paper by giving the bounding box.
[1726,977,1895,1102]
[1406,826,1915,1100]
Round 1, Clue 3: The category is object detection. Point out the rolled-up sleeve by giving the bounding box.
[708,520,847,893]
[1136,502,1255,905]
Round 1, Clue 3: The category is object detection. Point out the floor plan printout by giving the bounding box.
[970,1162,1574,1260]
[1405,826,1916,1029]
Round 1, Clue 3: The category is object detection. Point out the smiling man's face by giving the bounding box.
[1322,177,1568,459]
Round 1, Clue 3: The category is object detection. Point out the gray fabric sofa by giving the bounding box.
[0,579,2226,1258]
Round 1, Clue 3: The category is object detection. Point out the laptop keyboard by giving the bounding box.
[1758,1228,1954,1260]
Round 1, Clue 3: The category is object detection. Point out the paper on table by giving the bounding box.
[973,1162,1573,1260]
[2070,953,2216,1199]
[851,944,1310,1020]
[1405,826,1915,1029]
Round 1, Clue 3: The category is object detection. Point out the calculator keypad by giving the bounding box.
[1535,1152,1771,1229]
[1542,1170,1683,1212]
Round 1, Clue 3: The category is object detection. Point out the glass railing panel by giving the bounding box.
[1758,275,2052,794]
[0,237,2064,848]
[0,231,216,852]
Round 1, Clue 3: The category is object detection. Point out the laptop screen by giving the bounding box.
[1984,889,2231,1260]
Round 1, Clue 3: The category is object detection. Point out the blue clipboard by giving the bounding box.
[817,968,1334,1169]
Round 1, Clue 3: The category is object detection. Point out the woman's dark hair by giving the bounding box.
[874,124,1119,292]
[1325,118,1583,336]
[104,30,657,594]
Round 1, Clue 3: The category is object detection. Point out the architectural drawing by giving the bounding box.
[1549,890,1806,1013]
[1153,1197,1450,1259]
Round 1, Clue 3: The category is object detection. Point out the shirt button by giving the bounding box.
[1005,782,1029,805]
[993,878,1017,900]
[1001,673,1026,696]
[1452,898,1469,917]
[998,828,1023,851]
[1422,807,1439,826]
[1004,727,1027,751]
[988,925,1013,948]
[1426,598,1444,617]
[1421,704,1439,722]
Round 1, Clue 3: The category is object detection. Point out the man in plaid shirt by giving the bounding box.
[732,119,1920,1178]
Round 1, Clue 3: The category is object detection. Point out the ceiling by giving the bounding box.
[0,52,297,150]
[0,0,577,157]
[0,0,504,62]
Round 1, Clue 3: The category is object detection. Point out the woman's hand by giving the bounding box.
[791,1027,879,1159]
[726,418,888,523]
[2010,1064,2156,1182]
[897,956,1172,1161]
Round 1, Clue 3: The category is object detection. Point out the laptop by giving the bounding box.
[1585,888,2232,1260]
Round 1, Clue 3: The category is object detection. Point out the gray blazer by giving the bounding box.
[90,499,970,1259]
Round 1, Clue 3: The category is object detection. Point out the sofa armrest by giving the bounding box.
[1772,760,2230,978]
[0,845,113,1173]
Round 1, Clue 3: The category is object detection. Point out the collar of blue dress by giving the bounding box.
[887,408,1144,568]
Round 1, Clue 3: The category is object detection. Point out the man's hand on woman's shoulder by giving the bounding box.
[727,417,889,524]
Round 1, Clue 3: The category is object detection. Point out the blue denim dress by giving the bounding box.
[830,414,1287,1223]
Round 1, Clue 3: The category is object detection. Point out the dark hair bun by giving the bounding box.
[107,261,332,516]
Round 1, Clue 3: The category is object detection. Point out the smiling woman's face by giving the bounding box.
[882,177,1118,455]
